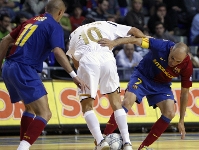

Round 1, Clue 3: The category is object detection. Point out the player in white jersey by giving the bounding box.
[67,18,145,150]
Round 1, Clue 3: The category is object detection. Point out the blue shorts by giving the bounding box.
[127,70,175,108]
[2,60,47,104]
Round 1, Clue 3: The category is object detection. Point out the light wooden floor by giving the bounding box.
[0,133,198,150]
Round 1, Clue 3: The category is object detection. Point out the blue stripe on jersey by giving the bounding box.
[107,21,117,26]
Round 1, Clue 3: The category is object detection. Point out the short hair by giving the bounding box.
[154,21,164,28]
[98,0,108,4]
[46,0,66,14]
[81,17,95,25]
[155,3,167,11]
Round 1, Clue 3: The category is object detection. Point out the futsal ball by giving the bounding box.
[105,133,123,150]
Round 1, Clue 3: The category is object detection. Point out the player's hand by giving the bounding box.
[73,76,89,92]
[98,38,115,50]
[178,120,186,139]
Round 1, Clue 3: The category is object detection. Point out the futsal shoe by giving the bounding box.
[138,145,154,150]
[94,134,106,146]
[123,142,133,150]
[94,139,110,150]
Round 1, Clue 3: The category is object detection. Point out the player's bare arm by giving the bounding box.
[71,54,79,70]
[127,27,146,38]
[0,34,15,68]
[178,87,189,139]
[98,36,143,50]
[53,47,89,92]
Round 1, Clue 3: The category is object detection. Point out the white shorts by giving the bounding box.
[77,51,120,100]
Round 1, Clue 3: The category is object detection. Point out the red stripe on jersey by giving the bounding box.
[8,14,45,57]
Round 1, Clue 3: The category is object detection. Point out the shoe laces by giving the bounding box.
[123,142,132,147]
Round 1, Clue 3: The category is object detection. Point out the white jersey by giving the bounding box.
[66,21,131,61]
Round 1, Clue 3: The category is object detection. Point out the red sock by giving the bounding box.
[20,112,34,141]
[103,112,118,135]
[139,115,170,149]
[22,116,47,145]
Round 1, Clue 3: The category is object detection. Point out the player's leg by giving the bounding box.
[103,73,144,135]
[20,103,35,141]
[81,98,109,150]
[77,56,109,150]
[104,91,136,135]
[4,62,51,150]
[99,58,135,149]
[107,91,133,149]
[138,99,175,149]
[18,95,52,150]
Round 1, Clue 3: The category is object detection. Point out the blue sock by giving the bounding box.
[122,106,128,113]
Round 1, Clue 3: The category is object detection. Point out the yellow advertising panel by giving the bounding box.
[0,81,199,126]
[0,82,23,125]
[0,81,59,125]
[53,81,199,124]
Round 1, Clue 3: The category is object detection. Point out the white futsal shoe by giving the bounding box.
[123,142,133,150]
[94,139,110,150]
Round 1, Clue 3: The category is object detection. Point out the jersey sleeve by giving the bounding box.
[180,60,193,88]
[66,32,75,58]
[147,38,175,52]
[49,24,65,51]
[107,21,131,38]
[10,24,23,40]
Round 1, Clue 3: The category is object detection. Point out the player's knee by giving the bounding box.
[81,98,93,114]
[163,110,175,120]
[24,104,33,113]
[122,99,133,110]
[82,106,93,114]
[47,111,52,121]
[34,109,52,121]
[42,110,52,121]
[110,100,122,111]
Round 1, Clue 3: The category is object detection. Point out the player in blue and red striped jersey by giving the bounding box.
[98,36,193,150]
[0,1,87,150]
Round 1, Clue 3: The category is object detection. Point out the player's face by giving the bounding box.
[168,48,186,67]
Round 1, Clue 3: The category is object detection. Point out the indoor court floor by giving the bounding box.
[0,133,198,150]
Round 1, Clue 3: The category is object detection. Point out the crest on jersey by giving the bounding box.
[132,84,138,89]
[173,67,180,74]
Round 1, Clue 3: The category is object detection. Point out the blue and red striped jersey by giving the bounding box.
[137,38,193,88]
[7,13,65,73]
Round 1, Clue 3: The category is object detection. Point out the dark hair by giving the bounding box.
[81,17,95,25]
[154,21,164,28]
[0,13,10,21]
[155,3,167,11]
[98,0,108,4]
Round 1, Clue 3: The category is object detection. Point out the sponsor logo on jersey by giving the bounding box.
[34,16,47,21]
[153,59,174,78]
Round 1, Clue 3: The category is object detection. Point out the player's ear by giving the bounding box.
[170,47,173,51]
[58,10,62,16]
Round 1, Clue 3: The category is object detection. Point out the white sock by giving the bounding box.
[114,109,131,144]
[84,110,103,145]
[17,140,31,150]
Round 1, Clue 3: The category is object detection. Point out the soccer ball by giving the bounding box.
[105,133,123,150]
